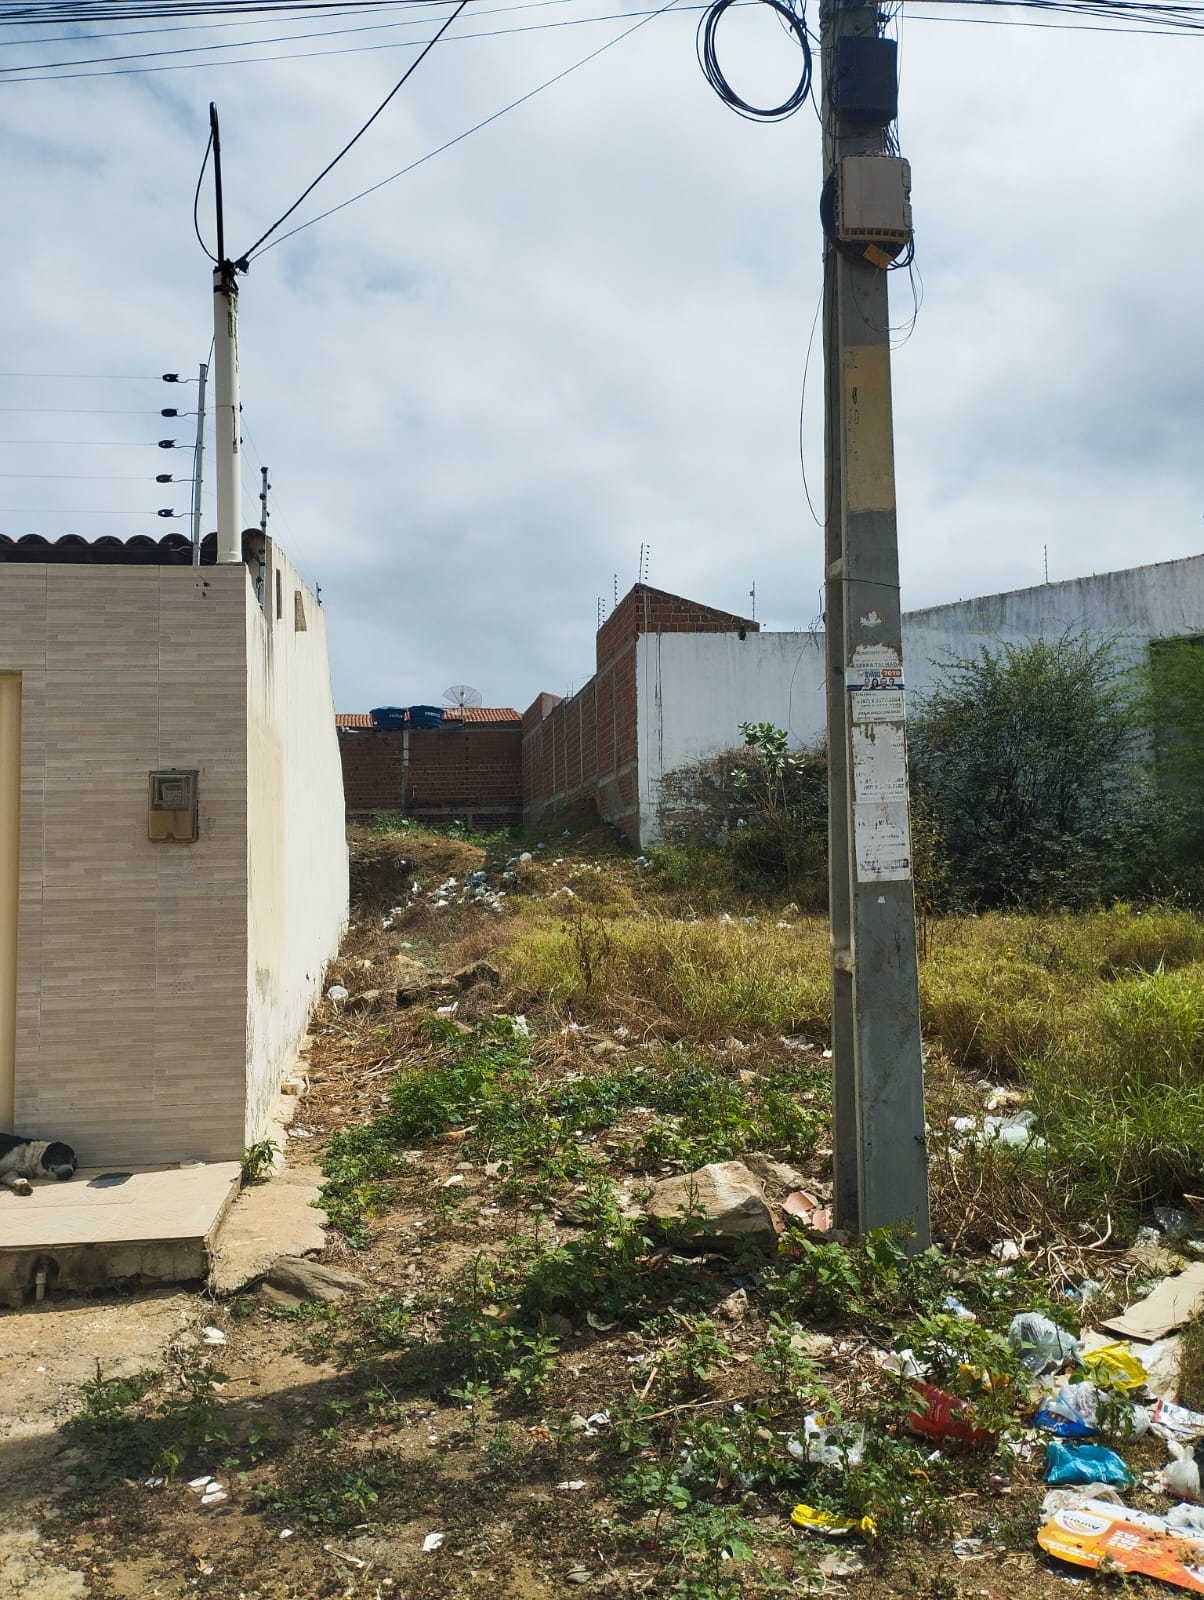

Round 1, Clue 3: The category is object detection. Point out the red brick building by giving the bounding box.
[337,585,757,840]
[337,705,523,826]
[521,585,758,842]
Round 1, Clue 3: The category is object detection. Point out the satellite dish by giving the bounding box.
[442,684,483,709]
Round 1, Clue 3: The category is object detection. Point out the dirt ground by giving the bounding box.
[0,827,1186,1600]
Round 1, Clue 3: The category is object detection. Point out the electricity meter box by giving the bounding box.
[836,155,912,247]
[148,769,198,842]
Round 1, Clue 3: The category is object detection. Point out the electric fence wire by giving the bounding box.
[696,0,811,119]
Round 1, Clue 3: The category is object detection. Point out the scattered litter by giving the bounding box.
[279,1528,294,1539]
[942,1295,977,1322]
[1044,1441,1131,1487]
[421,1533,444,1554]
[818,1548,867,1577]
[435,1001,459,1015]
[909,1382,994,1445]
[565,1567,591,1584]
[1041,1484,1125,1517]
[557,1480,587,1491]
[441,1174,465,1188]
[1101,1263,1204,1343]
[201,1485,228,1507]
[952,1538,988,1560]
[1153,1400,1204,1442]
[1167,1503,1204,1537]
[992,1239,1023,1263]
[584,1411,611,1435]
[512,1014,531,1037]
[1081,1342,1148,1391]
[188,1475,215,1492]
[1163,1440,1204,1503]
[326,985,349,1003]
[1037,1496,1204,1591]
[878,1347,928,1380]
[587,1311,619,1332]
[201,1325,227,1346]
[1156,1207,1192,1240]
[324,1544,368,1568]
[787,1414,865,1467]
[782,1191,832,1231]
[144,1475,165,1490]
[1008,1312,1082,1375]
[791,1503,876,1540]
[1034,1382,1150,1441]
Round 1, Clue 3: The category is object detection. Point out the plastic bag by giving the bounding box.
[787,1414,865,1467]
[791,1504,876,1540]
[1044,1440,1132,1487]
[1007,1312,1081,1375]
[1081,1342,1148,1392]
[908,1382,994,1445]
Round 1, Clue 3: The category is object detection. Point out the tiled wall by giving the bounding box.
[1,564,250,1164]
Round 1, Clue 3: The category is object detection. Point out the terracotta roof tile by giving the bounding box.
[336,708,519,729]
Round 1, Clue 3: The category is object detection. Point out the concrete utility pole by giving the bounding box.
[191,360,208,567]
[819,0,930,1244]
[210,103,243,567]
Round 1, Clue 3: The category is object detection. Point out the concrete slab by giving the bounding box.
[0,1164,240,1307]
[209,1156,327,1296]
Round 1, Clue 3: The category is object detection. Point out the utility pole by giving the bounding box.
[819,1,929,1244]
[210,102,243,566]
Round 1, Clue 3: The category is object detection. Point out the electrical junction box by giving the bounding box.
[833,36,898,127]
[148,769,198,842]
[837,155,912,247]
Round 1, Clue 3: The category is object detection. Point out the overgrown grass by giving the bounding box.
[504,912,831,1039]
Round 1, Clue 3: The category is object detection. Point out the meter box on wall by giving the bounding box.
[148,769,198,842]
[836,155,912,246]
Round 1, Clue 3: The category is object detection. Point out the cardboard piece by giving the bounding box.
[1038,1500,1204,1591]
[1101,1264,1204,1343]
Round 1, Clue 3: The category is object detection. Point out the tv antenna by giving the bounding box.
[442,684,483,709]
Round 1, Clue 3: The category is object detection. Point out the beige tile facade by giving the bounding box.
[0,553,347,1167]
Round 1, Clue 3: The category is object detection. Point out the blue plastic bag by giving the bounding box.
[1044,1440,1131,1486]
[1032,1407,1095,1439]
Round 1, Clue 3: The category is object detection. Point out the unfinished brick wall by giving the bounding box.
[339,724,522,824]
[523,585,757,843]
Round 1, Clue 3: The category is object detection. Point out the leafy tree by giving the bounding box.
[1146,637,1204,898]
[908,634,1160,909]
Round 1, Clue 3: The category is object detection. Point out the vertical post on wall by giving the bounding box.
[820,0,930,1244]
[191,360,208,567]
[0,675,21,1132]
[210,103,243,567]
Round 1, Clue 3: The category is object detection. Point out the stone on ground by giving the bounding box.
[645,1161,778,1254]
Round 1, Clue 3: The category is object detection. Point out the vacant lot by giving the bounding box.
[9,820,1204,1599]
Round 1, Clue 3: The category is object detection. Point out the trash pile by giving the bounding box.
[381,868,508,925]
[856,1269,1204,1592]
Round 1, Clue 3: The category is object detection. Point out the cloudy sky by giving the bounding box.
[1,0,1201,713]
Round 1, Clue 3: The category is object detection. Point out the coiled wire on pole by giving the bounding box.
[696,0,812,122]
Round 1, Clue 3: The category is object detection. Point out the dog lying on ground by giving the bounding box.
[0,1134,78,1196]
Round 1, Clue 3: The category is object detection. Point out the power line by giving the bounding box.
[253,0,686,257]
[0,371,175,379]
[239,0,469,258]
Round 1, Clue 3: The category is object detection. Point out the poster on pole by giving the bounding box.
[854,800,911,882]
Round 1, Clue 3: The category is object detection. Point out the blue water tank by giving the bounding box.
[408,705,444,729]
[369,706,408,730]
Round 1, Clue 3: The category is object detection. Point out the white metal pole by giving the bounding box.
[191,360,208,566]
[213,264,242,565]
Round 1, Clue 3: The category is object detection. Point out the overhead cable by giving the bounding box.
[237,0,468,258]
[697,0,811,120]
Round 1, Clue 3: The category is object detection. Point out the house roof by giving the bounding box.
[0,530,264,565]
[336,707,519,729]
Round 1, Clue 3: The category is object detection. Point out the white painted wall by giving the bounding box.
[636,630,827,846]
[244,540,348,1146]
[636,554,1204,847]
[903,553,1204,698]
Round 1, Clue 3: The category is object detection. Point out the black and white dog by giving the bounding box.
[0,1134,78,1196]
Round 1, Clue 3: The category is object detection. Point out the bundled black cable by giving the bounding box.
[696,0,812,122]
